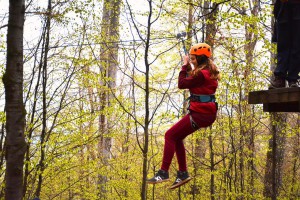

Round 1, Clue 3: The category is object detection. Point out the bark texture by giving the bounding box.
[3,0,27,199]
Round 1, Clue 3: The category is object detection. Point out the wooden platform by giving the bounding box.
[248,87,300,112]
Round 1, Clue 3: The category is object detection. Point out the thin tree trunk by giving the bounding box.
[123,113,131,197]
[0,122,5,173]
[3,0,27,199]
[208,132,215,200]
[35,0,52,197]
[23,26,45,198]
[187,1,201,197]
[243,1,259,197]
[0,122,4,198]
[141,1,152,199]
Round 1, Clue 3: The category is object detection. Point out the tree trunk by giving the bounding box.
[98,0,110,196]
[0,122,5,177]
[194,1,219,197]
[264,2,287,198]
[141,1,152,199]
[208,132,215,200]
[264,113,286,199]
[243,0,259,197]
[290,115,300,197]
[3,0,27,199]
[98,0,121,197]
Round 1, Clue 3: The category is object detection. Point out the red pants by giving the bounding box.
[160,111,216,171]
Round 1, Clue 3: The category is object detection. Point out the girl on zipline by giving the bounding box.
[147,43,220,189]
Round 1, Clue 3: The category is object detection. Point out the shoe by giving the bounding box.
[169,171,192,189]
[288,80,298,88]
[269,76,285,89]
[146,169,169,184]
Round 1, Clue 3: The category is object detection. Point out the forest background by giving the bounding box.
[0,0,299,199]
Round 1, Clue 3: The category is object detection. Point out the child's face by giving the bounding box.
[189,55,198,67]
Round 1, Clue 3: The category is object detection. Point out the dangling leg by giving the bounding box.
[169,118,195,189]
[175,140,187,172]
[161,114,194,171]
[147,114,193,184]
[169,112,217,189]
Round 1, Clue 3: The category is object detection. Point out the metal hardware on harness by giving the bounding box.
[176,32,187,55]
[189,114,199,130]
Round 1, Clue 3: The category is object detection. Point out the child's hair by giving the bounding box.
[190,55,220,80]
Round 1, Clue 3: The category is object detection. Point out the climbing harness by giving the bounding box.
[189,93,216,103]
[186,93,218,130]
[189,114,199,130]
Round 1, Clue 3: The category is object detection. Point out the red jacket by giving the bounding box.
[178,65,218,114]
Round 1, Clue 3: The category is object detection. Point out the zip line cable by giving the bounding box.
[0,1,271,53]
[0,34,190,53]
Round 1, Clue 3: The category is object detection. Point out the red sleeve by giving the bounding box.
[178,65,205,89]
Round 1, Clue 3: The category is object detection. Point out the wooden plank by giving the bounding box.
[267,87,300,103]
[248,87,300,112]
[263,102,300,112]
[248,90,268,104]
[248,87,300,104]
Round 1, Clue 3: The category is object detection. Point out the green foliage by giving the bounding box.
[1,0,299,199]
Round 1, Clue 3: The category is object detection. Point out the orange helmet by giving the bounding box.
[189,43,211,58]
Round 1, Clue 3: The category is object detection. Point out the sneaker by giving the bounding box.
[269,76,285,89]
[146,169,169,184]
[169,171,192,190]
[288,80,298,88]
